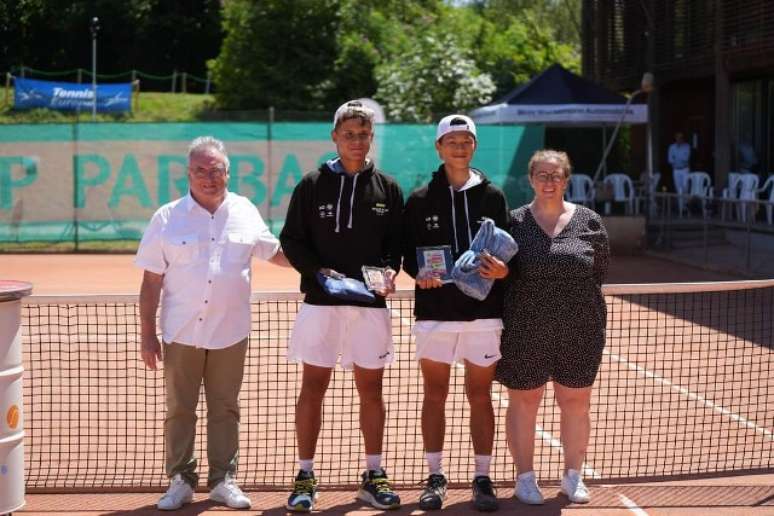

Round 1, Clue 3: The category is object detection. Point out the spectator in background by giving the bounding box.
[668,132,691,197]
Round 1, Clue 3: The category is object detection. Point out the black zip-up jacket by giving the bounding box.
[402,166,509,320]
[280,161,404,308]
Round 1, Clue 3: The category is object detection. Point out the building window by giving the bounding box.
[731,80,763,174]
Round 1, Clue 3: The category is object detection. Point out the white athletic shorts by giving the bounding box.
[413,319,502,367]
[288,303,394,370]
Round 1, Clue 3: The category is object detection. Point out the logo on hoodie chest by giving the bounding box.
[318,203,335,219]
[372,202,389,216]
[425,215,441,230]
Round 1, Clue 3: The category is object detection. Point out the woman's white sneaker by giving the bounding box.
[560,469,590,504]
[514,471,544,505]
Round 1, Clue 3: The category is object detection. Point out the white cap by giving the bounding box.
[333,100,375,129]
[436,114,477,142]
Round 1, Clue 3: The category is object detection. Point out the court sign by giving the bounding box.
[13,77,132,113]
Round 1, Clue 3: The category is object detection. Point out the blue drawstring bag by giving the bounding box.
[451,218,518,301]
[316,272,376,303]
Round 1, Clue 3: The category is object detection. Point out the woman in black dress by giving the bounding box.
[496,150,609,505]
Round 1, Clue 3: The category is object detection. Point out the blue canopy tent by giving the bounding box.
[470,64,647,126]
[471,64,651,186]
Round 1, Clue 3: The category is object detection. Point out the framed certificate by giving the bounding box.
[361,266,388,291]
[416,245,454,283]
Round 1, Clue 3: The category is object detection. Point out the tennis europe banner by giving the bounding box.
[13,77,132,113]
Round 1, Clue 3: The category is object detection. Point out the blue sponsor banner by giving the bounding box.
[13,77,132,112]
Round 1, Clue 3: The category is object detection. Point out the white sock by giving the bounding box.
[518,470,536,482]
[426,451,444,475]
[474,455,492,478]
[366,454,382,472]
[299,459,314,473]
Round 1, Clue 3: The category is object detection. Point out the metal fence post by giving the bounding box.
[267,106,274,231]
[746,201,753,273]
[171,70,177,93]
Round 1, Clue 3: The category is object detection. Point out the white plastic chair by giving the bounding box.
[759,175,774,225]
[684,171,713,218]
[736,173,760,222]
[721,172,742,220]
[603,173,636,215]
[565,174,595,207]
[639,172,661,216]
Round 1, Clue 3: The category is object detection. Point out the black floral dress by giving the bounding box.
[495,204,610,390]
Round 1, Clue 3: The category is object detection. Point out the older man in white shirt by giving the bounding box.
[136,136,288,511]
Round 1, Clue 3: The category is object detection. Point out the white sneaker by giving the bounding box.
[515,471,544,505]
[561,469,590,504]
[209,478,252,509]
[158,474,194,511]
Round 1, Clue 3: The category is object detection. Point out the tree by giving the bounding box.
[0,1,222,89]
[474,12,580,97]
[374,31,496,122]
[211,0,339,111]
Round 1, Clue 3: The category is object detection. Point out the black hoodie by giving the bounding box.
[280,161,404,308]
[402,165,509,321]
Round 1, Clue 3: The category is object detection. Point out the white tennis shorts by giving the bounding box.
[288,303,394,369]
[415,327,502,367]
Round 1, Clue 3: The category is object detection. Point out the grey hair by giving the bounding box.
[188,136,230,170]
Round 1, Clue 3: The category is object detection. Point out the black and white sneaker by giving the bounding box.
[286,470,318,512]
[472,475,499,512]
[419,473,448,510]
[356,468,401,510]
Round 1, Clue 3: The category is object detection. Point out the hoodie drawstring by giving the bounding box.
[449,185,474,253]
[463,191,473,245]
[335,174,358,232]
[348,174,358,229]
[449,186,459,253]
[335,175,345,233]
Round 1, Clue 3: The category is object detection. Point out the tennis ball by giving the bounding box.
[6,405,19,429]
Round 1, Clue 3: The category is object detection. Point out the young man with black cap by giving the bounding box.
[402,114,509,512]
[280,100,404,512]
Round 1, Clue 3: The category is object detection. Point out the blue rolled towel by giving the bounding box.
[451,218,518,300]
[316,272,375,303]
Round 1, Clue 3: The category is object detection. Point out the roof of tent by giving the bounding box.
[470,64,648,126]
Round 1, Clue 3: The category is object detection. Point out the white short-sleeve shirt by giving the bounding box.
[135,192,279,349]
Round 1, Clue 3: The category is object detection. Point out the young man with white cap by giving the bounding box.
[280,100,404,512]
[402,114,509,511]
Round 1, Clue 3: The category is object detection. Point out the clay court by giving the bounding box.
[1,253,773,515]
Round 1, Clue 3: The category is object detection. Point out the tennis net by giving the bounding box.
[20,280,774,491]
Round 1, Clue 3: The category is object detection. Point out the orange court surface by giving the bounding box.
[1,252,773,516]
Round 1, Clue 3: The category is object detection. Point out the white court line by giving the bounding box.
[605,349,774,440]
[618,493,649,516]
[389,307,601,479]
